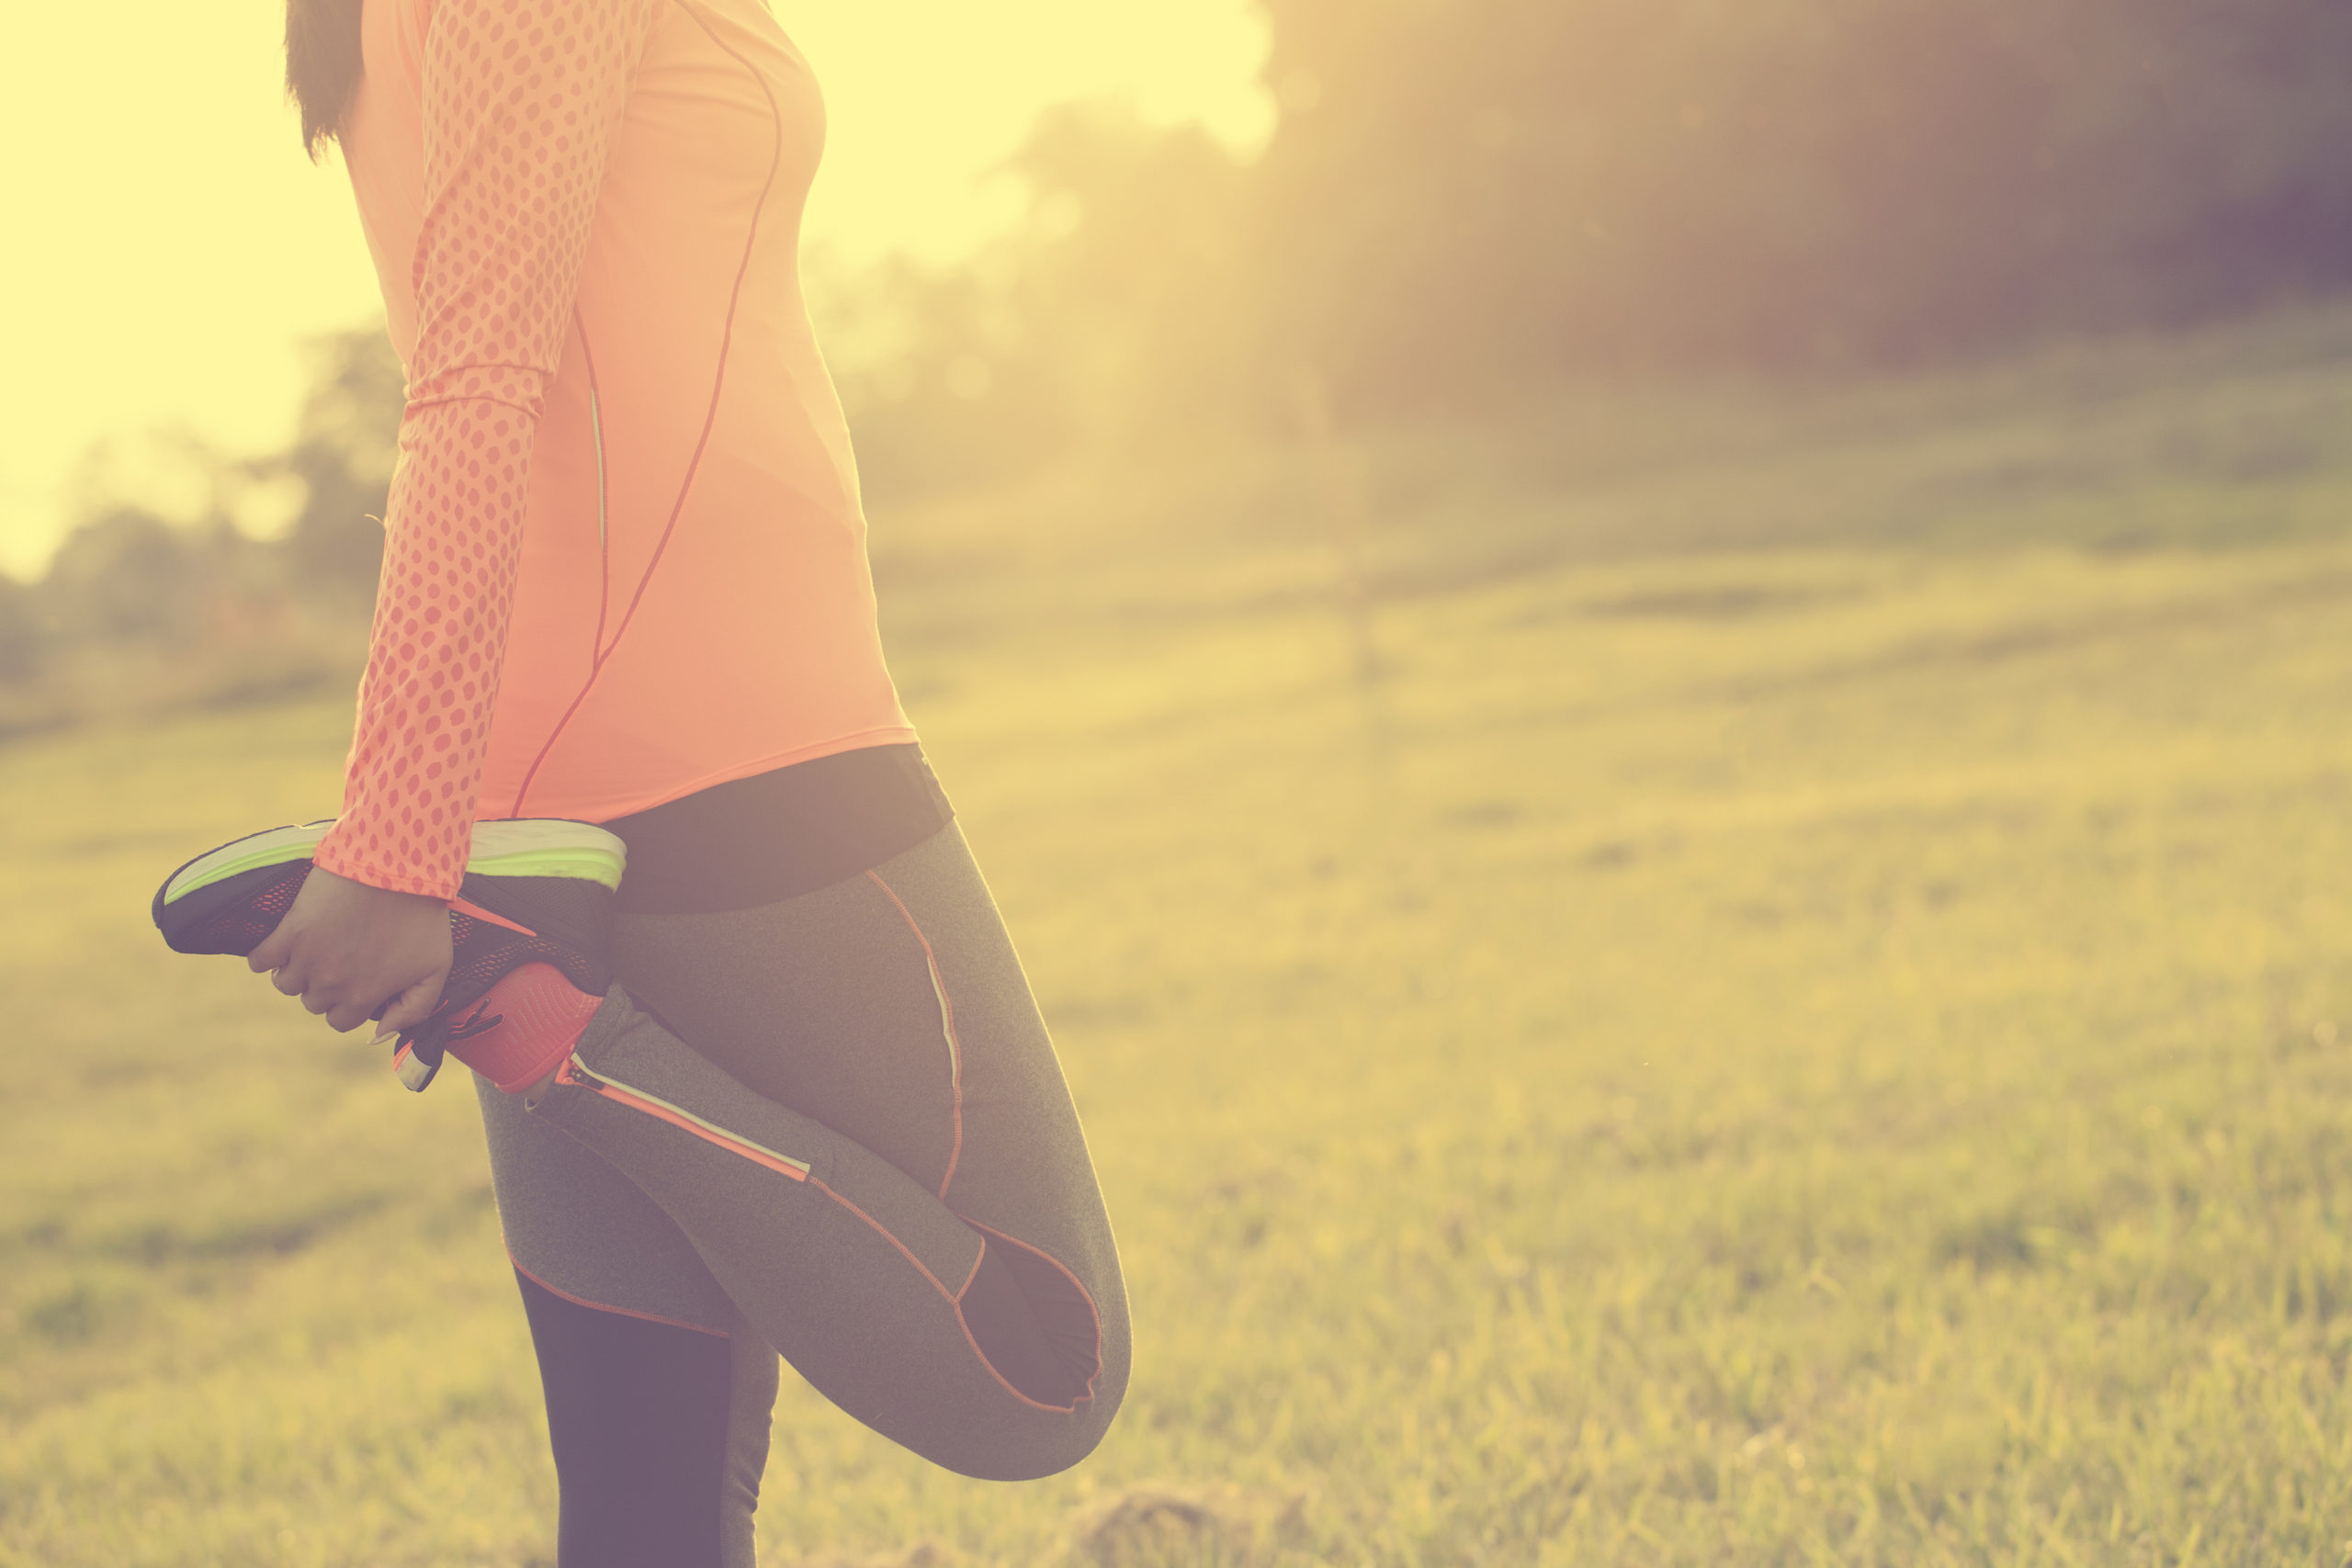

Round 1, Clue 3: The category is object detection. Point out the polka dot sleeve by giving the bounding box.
[316,0,663,899]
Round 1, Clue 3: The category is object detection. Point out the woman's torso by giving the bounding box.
[343,0,915,828]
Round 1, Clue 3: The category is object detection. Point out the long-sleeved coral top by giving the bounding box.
[315,0,914,899]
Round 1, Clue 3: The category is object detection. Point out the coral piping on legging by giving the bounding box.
[508,1248,731,1339]
[866,868,966,1199]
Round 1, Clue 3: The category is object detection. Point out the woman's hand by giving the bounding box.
[248,867,454,1037]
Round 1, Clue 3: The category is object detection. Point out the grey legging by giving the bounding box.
[472,823,1129,1557]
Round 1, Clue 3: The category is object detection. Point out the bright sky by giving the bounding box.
[0,2,1272,577]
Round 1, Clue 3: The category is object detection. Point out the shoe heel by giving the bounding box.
[391,1037,442,1092]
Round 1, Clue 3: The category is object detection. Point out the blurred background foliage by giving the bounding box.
[6,0,2352,717]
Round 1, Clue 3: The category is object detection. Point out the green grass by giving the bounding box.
[6,309,2352,1565]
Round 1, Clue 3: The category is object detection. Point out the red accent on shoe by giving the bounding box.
[444,963,603,1093]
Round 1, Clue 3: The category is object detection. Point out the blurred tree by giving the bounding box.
[37,424,310,655]
[825,103,1259,502]
[270,327,402,592]
[40,508,207,646]
[1000,103,1262,446]
[0,574,43,682]
[822,254,1067,502]
[1249,0,2352,407]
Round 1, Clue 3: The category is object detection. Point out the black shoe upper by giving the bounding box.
[153,862,314,958]
[398,871,616,1074]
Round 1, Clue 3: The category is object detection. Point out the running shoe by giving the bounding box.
[153,818,626,1093]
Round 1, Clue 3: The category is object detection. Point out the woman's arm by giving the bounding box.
[263,0,663,1033]
[320,0,662,899]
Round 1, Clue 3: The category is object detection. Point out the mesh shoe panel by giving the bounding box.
[157,865,313,957]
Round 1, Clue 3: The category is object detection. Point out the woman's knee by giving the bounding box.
[930,1383,1125,1483]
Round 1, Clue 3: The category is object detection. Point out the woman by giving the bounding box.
[162,0,1130,1561]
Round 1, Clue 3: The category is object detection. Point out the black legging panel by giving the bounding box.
[514,1268,775,1568]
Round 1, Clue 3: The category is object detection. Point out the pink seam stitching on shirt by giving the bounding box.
[579,308,614,669]
[509,1,786,818]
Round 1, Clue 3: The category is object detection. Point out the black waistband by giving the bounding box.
[603,743,954,916]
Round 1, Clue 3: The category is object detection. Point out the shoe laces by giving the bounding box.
[442,1000,507,1043]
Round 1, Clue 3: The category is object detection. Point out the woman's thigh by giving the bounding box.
[609,822,1129,1393]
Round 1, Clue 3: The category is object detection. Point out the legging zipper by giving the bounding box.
[556,1055,812,1182]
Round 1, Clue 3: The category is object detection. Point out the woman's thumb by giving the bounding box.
[248,922,293,975]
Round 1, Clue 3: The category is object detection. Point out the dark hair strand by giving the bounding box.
[285,0,367,160]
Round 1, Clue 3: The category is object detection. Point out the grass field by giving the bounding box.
[5,309,2352,1565]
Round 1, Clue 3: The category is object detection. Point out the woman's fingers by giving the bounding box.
[289,960,414,1030]
[377,971,450,1038]
[245,867,456,1046]
[263,942,394,1028]
[267,948,452,1038]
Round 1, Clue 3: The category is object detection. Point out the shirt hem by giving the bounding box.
[485,724,923,827]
